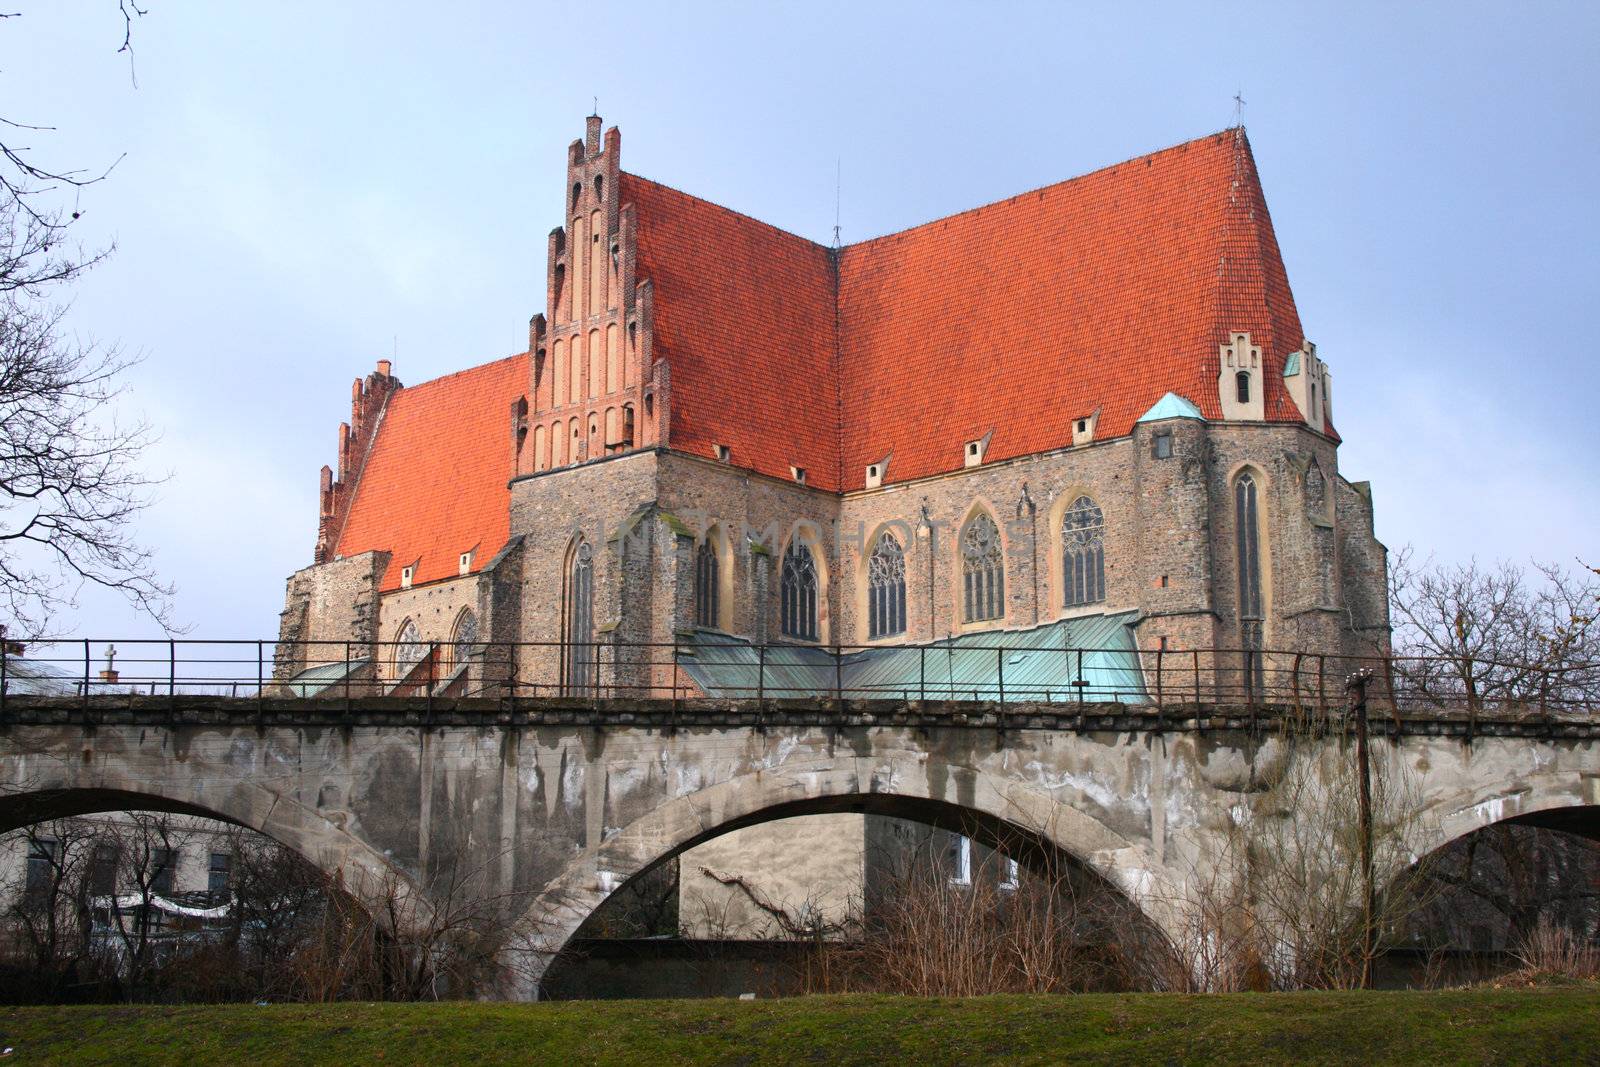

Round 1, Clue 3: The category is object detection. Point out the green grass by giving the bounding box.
[1,987,1598,1066]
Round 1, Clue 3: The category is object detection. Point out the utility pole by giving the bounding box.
[1347,667,1376,989]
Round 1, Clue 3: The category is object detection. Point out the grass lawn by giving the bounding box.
[1,987,1597,1065]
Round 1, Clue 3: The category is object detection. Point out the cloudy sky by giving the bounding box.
[5,0,1597,642]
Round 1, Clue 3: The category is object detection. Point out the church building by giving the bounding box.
[275,116,1389,934]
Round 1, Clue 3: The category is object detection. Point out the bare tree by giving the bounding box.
[1388,548,1600,710]
[0,5,170,634]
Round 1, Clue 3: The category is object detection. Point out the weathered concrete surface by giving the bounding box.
[0,696,1595,997]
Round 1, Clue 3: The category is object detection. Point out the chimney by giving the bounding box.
[376,359,392,377]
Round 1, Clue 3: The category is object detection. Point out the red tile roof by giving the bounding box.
[333,353,528,591]
[626,128,1326,491]
[624,173,842,489]
[322,129,1325,577]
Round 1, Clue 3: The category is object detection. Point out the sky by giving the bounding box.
[3,0,1597,642]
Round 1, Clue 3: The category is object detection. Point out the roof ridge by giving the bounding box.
[622,172,832,252]
[627,129,1237,257]
[846,128,1238,251]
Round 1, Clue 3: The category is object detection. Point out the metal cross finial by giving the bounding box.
[1233,90,1246,126]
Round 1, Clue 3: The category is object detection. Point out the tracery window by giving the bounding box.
[450,609,478,669]
[780,538,818,641]
[1235,472,1264,693]
[564,540,595,693]
[1061,496,1105,608]
[867,531,907,639]
[695,534,720,629]
[393,618,424,680]
[961,512,1005,623]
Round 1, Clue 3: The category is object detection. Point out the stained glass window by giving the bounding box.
[868,531,906,639]
[1062,496,1105,608]
[781,538,818,640]
[961,512,1005,623]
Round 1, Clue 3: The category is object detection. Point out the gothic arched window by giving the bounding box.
[961,511,1005,623]
[781,538,818,641]
[867,531,906,639]
[1061,496,1105,608]
[450,609,477,669]
[695,534,720,629]
[564,540,595,693]
[1235,472,1264,692]
[1236,371,1251,404]
[393,618,424,681]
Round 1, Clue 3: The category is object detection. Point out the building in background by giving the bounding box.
[275,115,1389,936]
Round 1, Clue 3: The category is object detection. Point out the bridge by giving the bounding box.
[1,640,1597,997]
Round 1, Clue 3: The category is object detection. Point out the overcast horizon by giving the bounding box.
[3,0,1596,641]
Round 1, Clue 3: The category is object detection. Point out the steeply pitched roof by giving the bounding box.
[627,128,1319,491]
[334,352,528,591]
[624,174,841,489]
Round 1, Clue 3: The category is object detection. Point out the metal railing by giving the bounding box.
[2,637,1597,725]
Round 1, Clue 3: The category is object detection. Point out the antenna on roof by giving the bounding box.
[592,96,598,117]
[1231,89,1246,129]
[833,158,842,249]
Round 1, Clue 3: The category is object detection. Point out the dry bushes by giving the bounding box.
[798,842,1155,996]
[1512,917,1600,981]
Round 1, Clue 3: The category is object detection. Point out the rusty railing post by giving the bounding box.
[757,643,766,705]
[82,638,91,712]
[1346,667,1376,990]
[997,645,1005,711]
[1154,645,1163,714]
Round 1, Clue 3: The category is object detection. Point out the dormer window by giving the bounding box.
[1076,419,1087,434]
[400,564,415,590]
[459,551,473,576]
[714,444,731,463]
[791,466,807,485]
[865,462,884,489]
[1236,371,1251,404]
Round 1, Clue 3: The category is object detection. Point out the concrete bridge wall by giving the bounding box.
[0,696,1595,996]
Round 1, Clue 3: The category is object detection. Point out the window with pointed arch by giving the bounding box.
[1234,471,1264,693]
[780,537,818,641]
[563,540,596,693]
[393,618,424,681]
[449,608,478,670]
[961,511,1005,623]
[694,532,720,629]
[1061,496,1105,609]
[867,530,907,639]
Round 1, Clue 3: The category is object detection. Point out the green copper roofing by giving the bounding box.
[1283,351,1301,376]
[283,658,370,698]
[677,612,1147,703]
[1136,392,1205,423]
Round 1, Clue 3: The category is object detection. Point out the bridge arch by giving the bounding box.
[508,753,1185,992]
[0,774,426,927]
[1411,764,1600,868]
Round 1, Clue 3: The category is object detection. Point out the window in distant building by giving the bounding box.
[867,531,907,639]
[151,848,177,895]
[781,538,819,641]
[208,852,233,895]
[24,837,57,897]
[961,512,1005,623]
[1062,496,1106,608]
[563,540,595,694]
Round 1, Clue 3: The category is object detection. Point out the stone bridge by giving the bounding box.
[1,695,1597,997]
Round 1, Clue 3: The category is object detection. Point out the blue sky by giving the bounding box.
[5,0,1597,639]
